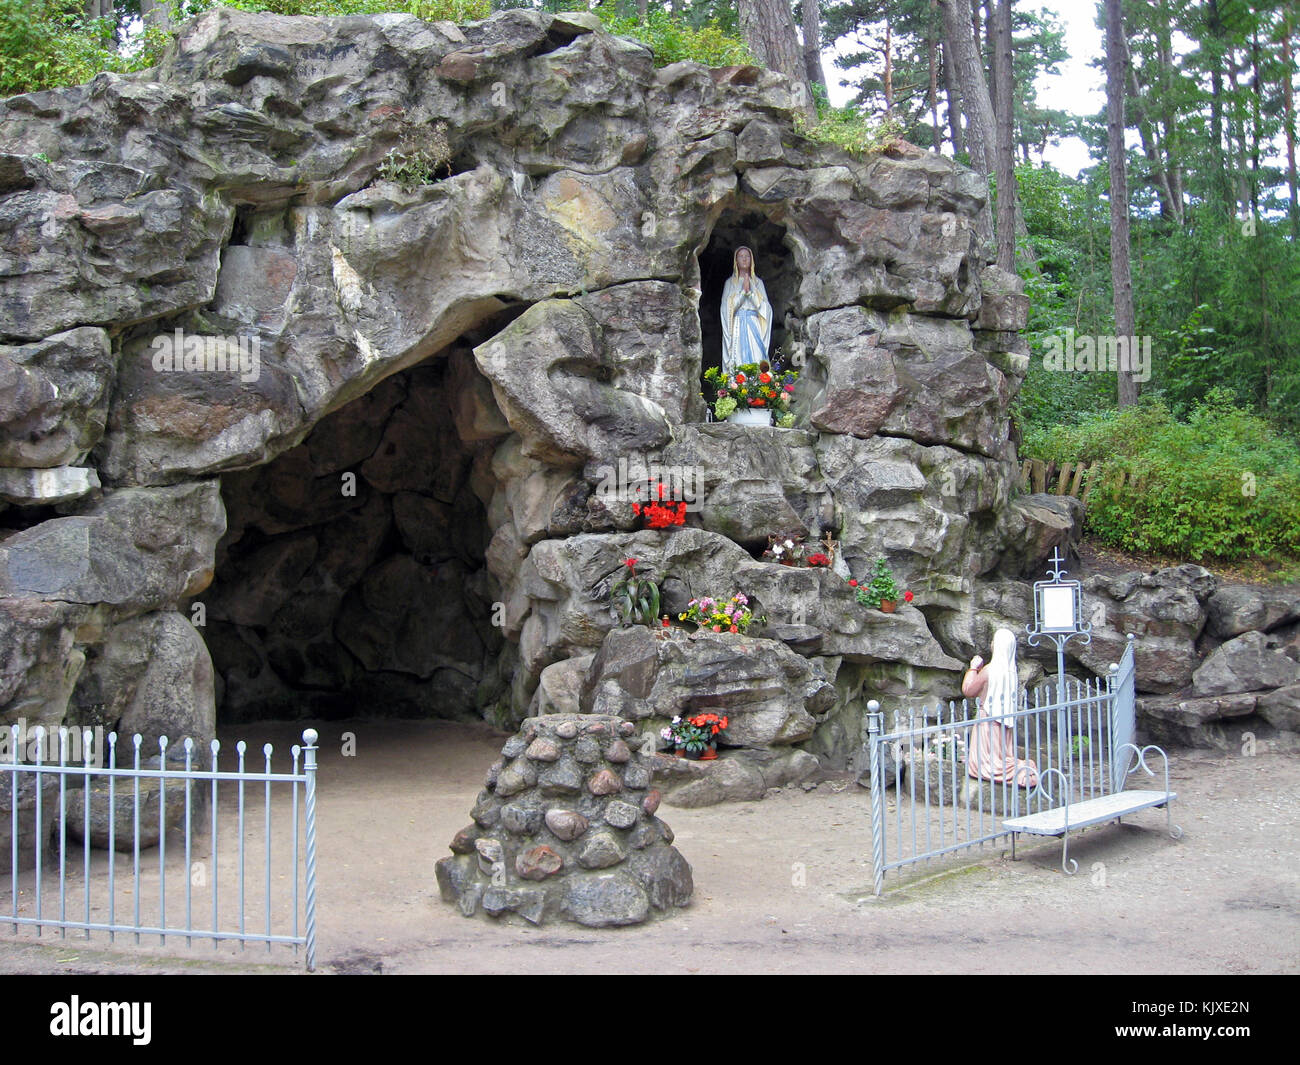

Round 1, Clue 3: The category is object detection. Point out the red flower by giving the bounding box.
[625,558,637,568]
[753,398,765,406]
[904,590,914,603]
[712,624,722,632]
[849,579,858,587]
[662,616,670,627]
[735,373,746,384]
[729,624,738,633]
[759,372,772,383]
[784,384,795,392]
[632,503,641,515]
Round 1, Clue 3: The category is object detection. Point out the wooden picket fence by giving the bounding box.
[1019,459,1147,503]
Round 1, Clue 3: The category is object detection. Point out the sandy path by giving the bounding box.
[1,718,1296,975]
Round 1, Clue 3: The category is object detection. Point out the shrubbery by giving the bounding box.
[593,4,752,68]
[1023,389,1300,564]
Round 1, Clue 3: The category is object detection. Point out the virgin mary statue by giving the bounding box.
[720,246,772,373]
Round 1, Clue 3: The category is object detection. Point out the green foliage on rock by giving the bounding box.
[208,0,490,17]
[593,3,751,68]
[1025,390,1300,564]
[795,105,905,159]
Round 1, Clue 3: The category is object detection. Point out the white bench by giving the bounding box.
[1002,745,1183,874]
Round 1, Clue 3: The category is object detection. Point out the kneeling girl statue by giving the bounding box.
[961,627,1039,788]
[721,245,772,373]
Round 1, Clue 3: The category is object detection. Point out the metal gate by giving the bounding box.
[1,725,319,970]
[866,637,1137,895]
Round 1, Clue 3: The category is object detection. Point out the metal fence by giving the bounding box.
[865,638,1137,895]
[1,725,319,970]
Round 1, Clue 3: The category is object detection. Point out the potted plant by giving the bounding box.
[678,593,762,633]
[850,558,914,612]
[609,558,660,626]
[704,361,798,427]
[661,712,730,760]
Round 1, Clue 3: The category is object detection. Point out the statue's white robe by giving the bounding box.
[721,274,772,372]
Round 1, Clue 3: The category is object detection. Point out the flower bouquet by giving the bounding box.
[631,481,687,529]
[678,593,761,633]
[661,712,730,759]
[762,535,833,568]
[704,361,798,427]
[850,557,913,612]
[609,558,660,627]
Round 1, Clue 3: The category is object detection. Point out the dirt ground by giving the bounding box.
[0,717,1296,976]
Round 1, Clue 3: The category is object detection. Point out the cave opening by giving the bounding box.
[196,328,519,727]
[696,211,800,387]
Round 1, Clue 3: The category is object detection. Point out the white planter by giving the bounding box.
[726,408,774,427]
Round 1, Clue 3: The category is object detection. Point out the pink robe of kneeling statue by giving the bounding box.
[961,631,1039,788]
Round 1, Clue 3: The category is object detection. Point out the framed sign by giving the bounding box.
[1038,583,1078,633]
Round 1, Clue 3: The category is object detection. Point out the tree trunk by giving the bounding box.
[883,19,894,118]
[738,0,818,122]
[1283,19,1298,238]
[638,0,648,20]
[938,0,995,176]
[801,0,827,94]
[940,41,965,156]
[992,0,1015,272]
[141,0,172,31]
[1120,33,1179,224]
[929,3,941,151]
[1106,0,1138,408]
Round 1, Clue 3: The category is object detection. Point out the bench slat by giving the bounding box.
[1002,790,1176,837]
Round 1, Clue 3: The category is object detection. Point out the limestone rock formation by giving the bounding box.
[436,714,692,926]
[0,5,1294,828]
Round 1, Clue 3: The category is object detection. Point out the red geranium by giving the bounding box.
[904,590,914,603]
[848,579,858,587]
[735,373,746,384]
[759,372,772,383]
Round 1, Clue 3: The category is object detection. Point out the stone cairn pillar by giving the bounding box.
[435,713,693,926]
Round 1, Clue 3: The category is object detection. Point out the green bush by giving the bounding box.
[795,105,904,158]
[594,4,752,68]
[0,1,154,98]
[1023,390,1300,563]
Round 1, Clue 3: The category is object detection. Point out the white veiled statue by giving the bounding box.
[961,627,1039,787]
[720,245,772,373]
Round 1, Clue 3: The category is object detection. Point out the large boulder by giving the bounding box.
[580,626,836,748]
[0,483,225,611]
[1205,584,1300,639]
[0,328,114,468]
[1069,567,1215,693]
[1191,630,1300,697]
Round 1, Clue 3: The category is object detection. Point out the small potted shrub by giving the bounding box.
[850,558,913,613]
[661,712,729,760]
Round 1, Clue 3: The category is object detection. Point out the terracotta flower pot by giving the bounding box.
[698,746,718,761]
[879,600,897,613]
